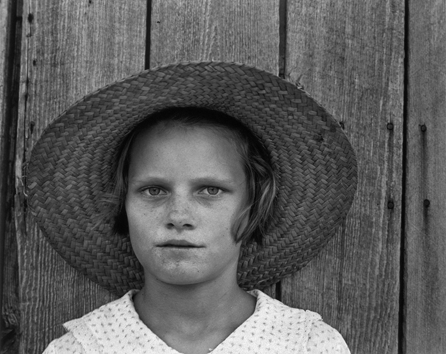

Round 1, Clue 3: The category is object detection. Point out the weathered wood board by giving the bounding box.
[10,1,146,352]
[280,1,404,353]
[150,0,279,74]
[1,1,23,353]
[406,1,446,353]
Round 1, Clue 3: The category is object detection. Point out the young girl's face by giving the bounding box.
[125,124,248,287]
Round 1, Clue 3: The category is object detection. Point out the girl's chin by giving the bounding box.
[145,265,210,286]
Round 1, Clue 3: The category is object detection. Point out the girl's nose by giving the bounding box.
[166,196,195,231]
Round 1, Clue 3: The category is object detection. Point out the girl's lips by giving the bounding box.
[158,240,203,247]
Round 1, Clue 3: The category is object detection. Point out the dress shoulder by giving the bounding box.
[246,290,350,354]
[306,319,350,354]
[42,290,138,354]
[42,332,86,354]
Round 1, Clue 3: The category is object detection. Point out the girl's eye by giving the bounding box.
[144,187,165,196]
[203,187,221,196]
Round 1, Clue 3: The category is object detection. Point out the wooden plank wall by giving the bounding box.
[0,1,444,354]
[1,1,22,353]
[406,0,446,353]
[281,1,404,353]
[1,1,147,353]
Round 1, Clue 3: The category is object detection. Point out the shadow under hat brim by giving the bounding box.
[26,62,357,296]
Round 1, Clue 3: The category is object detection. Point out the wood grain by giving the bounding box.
[150,0,279,74]
[0,0,16,259]
[0,0,14,277]
[13,1,146,352]
[1,1,22,353]
[406,1,446,352]
[151,0,280,297]
[281,1,404,353]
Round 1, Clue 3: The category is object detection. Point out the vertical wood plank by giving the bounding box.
[281,1,404,353]
[150,0,279,74]
[150,0,280,297]
[0,1,16,269]
[406,1,446,353]
[0,0,14,281]
[1,0,22,352]
[14,1,146,352]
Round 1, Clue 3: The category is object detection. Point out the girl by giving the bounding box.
[27,62,357,353]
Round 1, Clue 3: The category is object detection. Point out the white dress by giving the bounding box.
[43,289,350,354]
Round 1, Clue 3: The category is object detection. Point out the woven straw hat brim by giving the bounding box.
[26,62,357,296]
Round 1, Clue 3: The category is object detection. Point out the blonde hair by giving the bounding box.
[107,107,277,244]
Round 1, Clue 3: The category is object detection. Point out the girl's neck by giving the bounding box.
[133,279,256,354]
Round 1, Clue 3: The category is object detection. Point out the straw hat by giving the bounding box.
[26,62,357,296]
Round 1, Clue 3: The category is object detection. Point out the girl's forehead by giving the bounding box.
[129,124,246,177]
[135,123,243,153]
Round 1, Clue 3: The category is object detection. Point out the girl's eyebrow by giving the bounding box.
[189,177,240,185]
[128,176,239,185]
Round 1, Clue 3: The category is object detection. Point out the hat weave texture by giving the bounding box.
[26,62,357,296]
